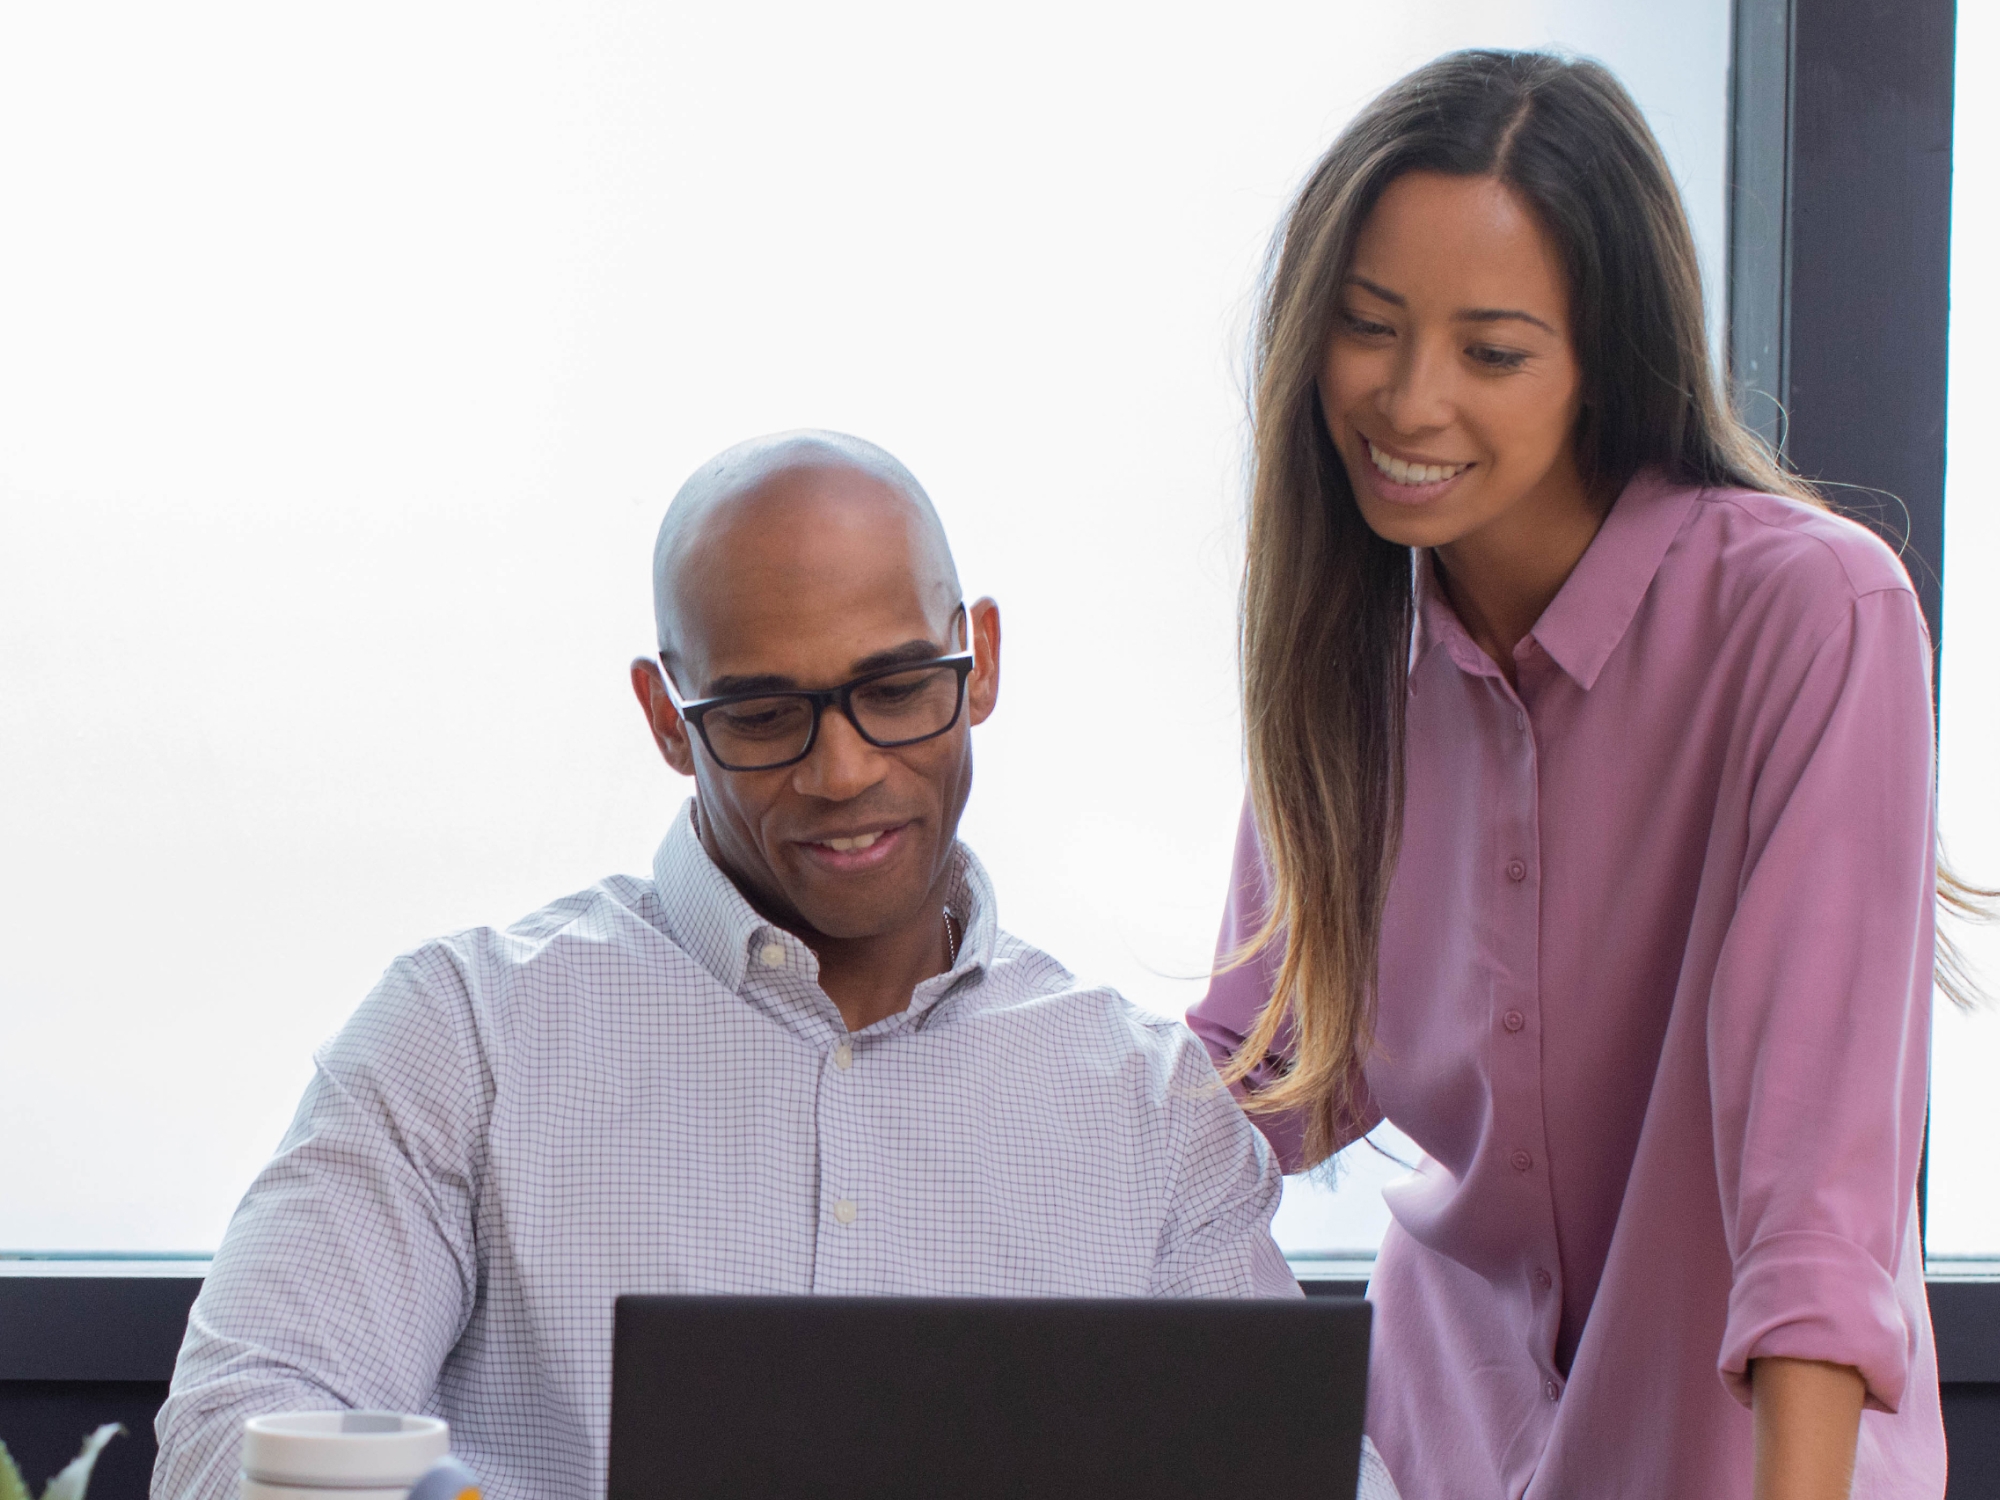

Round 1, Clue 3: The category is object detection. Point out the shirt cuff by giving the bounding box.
[1719,1229,1912,1412]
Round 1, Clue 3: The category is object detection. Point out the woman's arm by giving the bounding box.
[1708,588,1934,1420]
[1752,1357,1865,1500]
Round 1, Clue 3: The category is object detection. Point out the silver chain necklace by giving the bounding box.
[942,905,959,968]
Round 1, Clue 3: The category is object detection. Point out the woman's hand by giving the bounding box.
[1751,1357,1866,1500]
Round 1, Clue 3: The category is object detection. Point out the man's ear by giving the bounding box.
[629,657,697,776]
[965,597,1001,726]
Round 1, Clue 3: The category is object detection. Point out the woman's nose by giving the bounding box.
[1377,337,1455,433]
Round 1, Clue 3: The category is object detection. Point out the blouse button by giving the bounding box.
[1502,1009,1526,1033]
[1510,1149,1533,1173]
[1535,1268,1553,1291]
[1544,1378,1561,1402]
[1505,859,1527,882]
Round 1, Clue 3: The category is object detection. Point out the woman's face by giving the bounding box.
[1318,171,1589,553]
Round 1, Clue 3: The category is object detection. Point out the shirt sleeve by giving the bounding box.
[1148,1029,1302,1298]
[1184,797,1382,1173]
[152,952,492,1500]
[1710,586,1935,1413]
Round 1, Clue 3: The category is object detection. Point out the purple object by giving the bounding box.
[405,1457,480,1500]
[1190,470,1944,1497]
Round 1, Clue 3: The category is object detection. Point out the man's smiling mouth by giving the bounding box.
[797,823,910,869]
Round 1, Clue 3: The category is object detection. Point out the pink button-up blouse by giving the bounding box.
[1189,471,1945,1498]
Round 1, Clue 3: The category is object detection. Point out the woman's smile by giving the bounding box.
[1359,436,1477,505]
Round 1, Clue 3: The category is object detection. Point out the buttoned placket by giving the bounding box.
[1506,647,1570,1413]
[812,1012,875,1289]
[733,926,866,1288]
[1452,637,1568,1422]
[800,951,973,1292]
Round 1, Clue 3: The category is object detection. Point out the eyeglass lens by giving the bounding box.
[703,666,964,769]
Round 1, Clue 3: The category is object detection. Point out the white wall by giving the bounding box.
[0,1,1731,1252]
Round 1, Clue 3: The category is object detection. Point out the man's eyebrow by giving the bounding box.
[703,671,798,696]
[850,638,953,675]
[1345,276,1557,335]
[701,639,950,697]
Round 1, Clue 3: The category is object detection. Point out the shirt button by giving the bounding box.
[1535,1268,1553,1291]
[1505,859,1527,882]
[1502,1009,1526,1033]
[1545,1378,1561,1402]
[757,942,785,969]
[832,1198,858,1225]
[1516,710,1528,731]
[1510,1149,1533,1173]
[833,1043,853,1071]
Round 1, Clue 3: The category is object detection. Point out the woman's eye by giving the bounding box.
[1468,344,1529,371]
[1340,310,1393,338]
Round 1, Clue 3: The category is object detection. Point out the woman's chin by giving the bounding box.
[1352,490,1476,551]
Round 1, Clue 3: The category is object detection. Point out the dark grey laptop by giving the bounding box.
[608,1294,1369,1500]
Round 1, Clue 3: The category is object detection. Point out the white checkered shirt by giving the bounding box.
[153,802,1297,1500]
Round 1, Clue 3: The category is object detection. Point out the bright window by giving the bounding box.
[1923,0,2000,1264]
[0,1,1731,1254]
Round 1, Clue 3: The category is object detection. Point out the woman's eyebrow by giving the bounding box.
[1345,276,1556,335]
[1457,306,1558,334]
[1346,275,1405,305]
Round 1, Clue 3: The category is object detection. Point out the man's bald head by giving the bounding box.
[652,430,961,677]
[632,429,998,969]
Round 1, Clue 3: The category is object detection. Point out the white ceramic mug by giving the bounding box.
[239,1412,451,1500]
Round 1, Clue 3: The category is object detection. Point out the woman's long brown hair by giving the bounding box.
[1226,49,1993,1165]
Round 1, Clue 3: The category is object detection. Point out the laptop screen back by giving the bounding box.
[609,1295,1369,1500]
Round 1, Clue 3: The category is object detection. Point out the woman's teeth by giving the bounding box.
[823,832,883,853]
[1368,440,1470,486]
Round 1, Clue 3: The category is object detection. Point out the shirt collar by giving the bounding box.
[1413,468,1700,692]
[649,799,997,1016]
[1526,468,1699,689]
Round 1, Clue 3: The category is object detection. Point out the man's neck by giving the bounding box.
[690,804,962,1031]
[808,894,957,1031]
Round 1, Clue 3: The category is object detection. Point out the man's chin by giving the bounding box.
[778,873,947,947]
[788,900,936,944]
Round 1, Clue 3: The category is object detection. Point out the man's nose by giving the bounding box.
[791,706,889,802]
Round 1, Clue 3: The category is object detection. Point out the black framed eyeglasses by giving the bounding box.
[659,606,975,772]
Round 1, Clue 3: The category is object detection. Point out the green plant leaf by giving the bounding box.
[0,1441,33,1500]
[39,1425,124,1500]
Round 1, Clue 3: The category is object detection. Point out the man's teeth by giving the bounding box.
[1368,440,1469,486]
[823,832,883,853]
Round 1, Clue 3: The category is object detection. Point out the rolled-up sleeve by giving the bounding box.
[1709,587,1935,1411]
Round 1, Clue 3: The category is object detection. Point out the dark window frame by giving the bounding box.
[1729,0,1960,1255]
